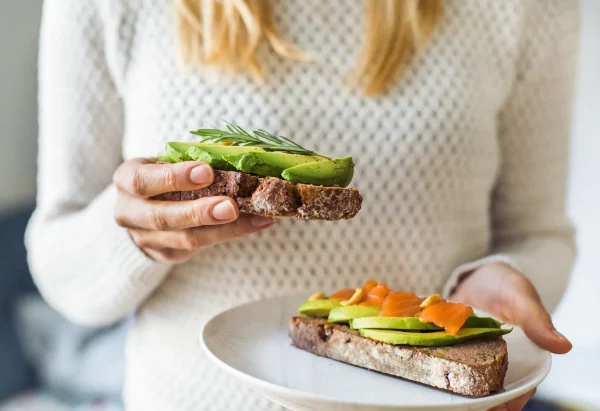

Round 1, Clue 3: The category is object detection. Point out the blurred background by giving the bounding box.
[0,1,598,410]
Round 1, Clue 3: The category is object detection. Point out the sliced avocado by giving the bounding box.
[360,327,512,347]
[298,299,341,318]
[351,315,501,331]
[163,142,264,169]
[164,142,193,162]
[222,152,325,178]
[167,142,264,156]
[162,142,355,187]
[282,157,354,187]
[187,146,236,170]
[351,317,440,331]
[158,151,175,163]
[464,316,502,329]
[328,306,381,323]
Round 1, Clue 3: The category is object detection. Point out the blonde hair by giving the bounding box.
[176,0,442,95]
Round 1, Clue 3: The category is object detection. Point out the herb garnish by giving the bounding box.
[190,121,330,159]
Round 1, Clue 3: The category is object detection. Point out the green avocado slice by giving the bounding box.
[163,142,264,167]
[222,152,325,178]
[282,157,354,187]
[351,316,439,330]
[169,142,264,156]
[464,316,502,329]
[158,151,174,163]
[186,147,235,170]
[163,142,193,163]
[328,306,381,323]
[360,327,512,347]
[351,315,501,330]
[161,142,355,186]
[298,299,342,318]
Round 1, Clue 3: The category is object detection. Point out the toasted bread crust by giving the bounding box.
[157,170,362,220]
[289,316,508,397]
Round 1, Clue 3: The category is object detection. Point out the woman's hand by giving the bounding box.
[451,262,572,411]
[113,158,275,263]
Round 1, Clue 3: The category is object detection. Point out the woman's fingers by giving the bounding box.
[129,214,275,251]
[507,276,573,354]
[130,214,275,263]
[116,195,240,230]
[486,388,536,411]
[112,157,277,263]
[506,388,537,411]
[114,158,214,197]
[453,263,573,355]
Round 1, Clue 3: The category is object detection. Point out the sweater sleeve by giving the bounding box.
[443,1,580,311]
[25,0,171,326]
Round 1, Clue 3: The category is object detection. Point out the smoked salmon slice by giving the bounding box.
[362,280,379,295]
[329,288,356,301]
[378,291,425,317]
[327,282,475,335]
[419,301,474,335]
[360,283,389,307]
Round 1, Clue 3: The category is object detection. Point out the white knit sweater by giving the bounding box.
[26,0,578,410]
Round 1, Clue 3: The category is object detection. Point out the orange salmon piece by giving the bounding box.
[329,288,356,301]
[378,291,425,317]
[419,301,474,335]
[362,280,379,295]
[360,284,389,307]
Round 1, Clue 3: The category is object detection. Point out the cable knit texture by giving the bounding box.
[27,0,578,410]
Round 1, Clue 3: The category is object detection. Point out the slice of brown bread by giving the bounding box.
[289,316,508,397]
[156,170,362,220]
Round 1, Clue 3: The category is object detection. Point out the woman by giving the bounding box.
[27,0,578,410]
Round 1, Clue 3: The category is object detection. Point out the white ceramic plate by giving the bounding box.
[201,294,551,411]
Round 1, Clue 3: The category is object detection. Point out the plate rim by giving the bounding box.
[200,294,552,409]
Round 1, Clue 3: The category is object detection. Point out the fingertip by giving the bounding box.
[189,163,214,186]
[525,326,573,354]
[211,198,239,221]
[550,328,573,354]
[556,342,573,354]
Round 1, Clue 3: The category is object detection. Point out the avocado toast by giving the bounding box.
[157,122,362,220]
[290,281,512,396]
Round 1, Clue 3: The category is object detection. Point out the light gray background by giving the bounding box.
[0,0,598,407]
[0,0,42,210]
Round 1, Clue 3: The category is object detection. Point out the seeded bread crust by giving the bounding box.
[289,316,508,397]
[157,170,362,220]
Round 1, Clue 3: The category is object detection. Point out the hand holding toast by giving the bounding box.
[452,262,572,411]
[113,158,275,263]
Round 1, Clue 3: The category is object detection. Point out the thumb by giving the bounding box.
[512,288,572,354]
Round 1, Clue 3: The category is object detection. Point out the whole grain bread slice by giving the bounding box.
[156,170,362,220]
[289,316,508,397]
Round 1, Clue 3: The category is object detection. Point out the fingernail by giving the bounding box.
[251,216,275,227]
[552,328,568,341]
[212,201,236,221]
[190,165,213,185]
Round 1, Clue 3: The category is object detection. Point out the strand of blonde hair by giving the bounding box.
[176,0,442,94]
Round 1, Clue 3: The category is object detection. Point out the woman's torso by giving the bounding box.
[112,0,526,409]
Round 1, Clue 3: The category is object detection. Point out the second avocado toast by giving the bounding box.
[290,280,512,397]
[157,122,362,220]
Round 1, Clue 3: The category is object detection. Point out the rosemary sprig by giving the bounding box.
[190,121,331,159]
